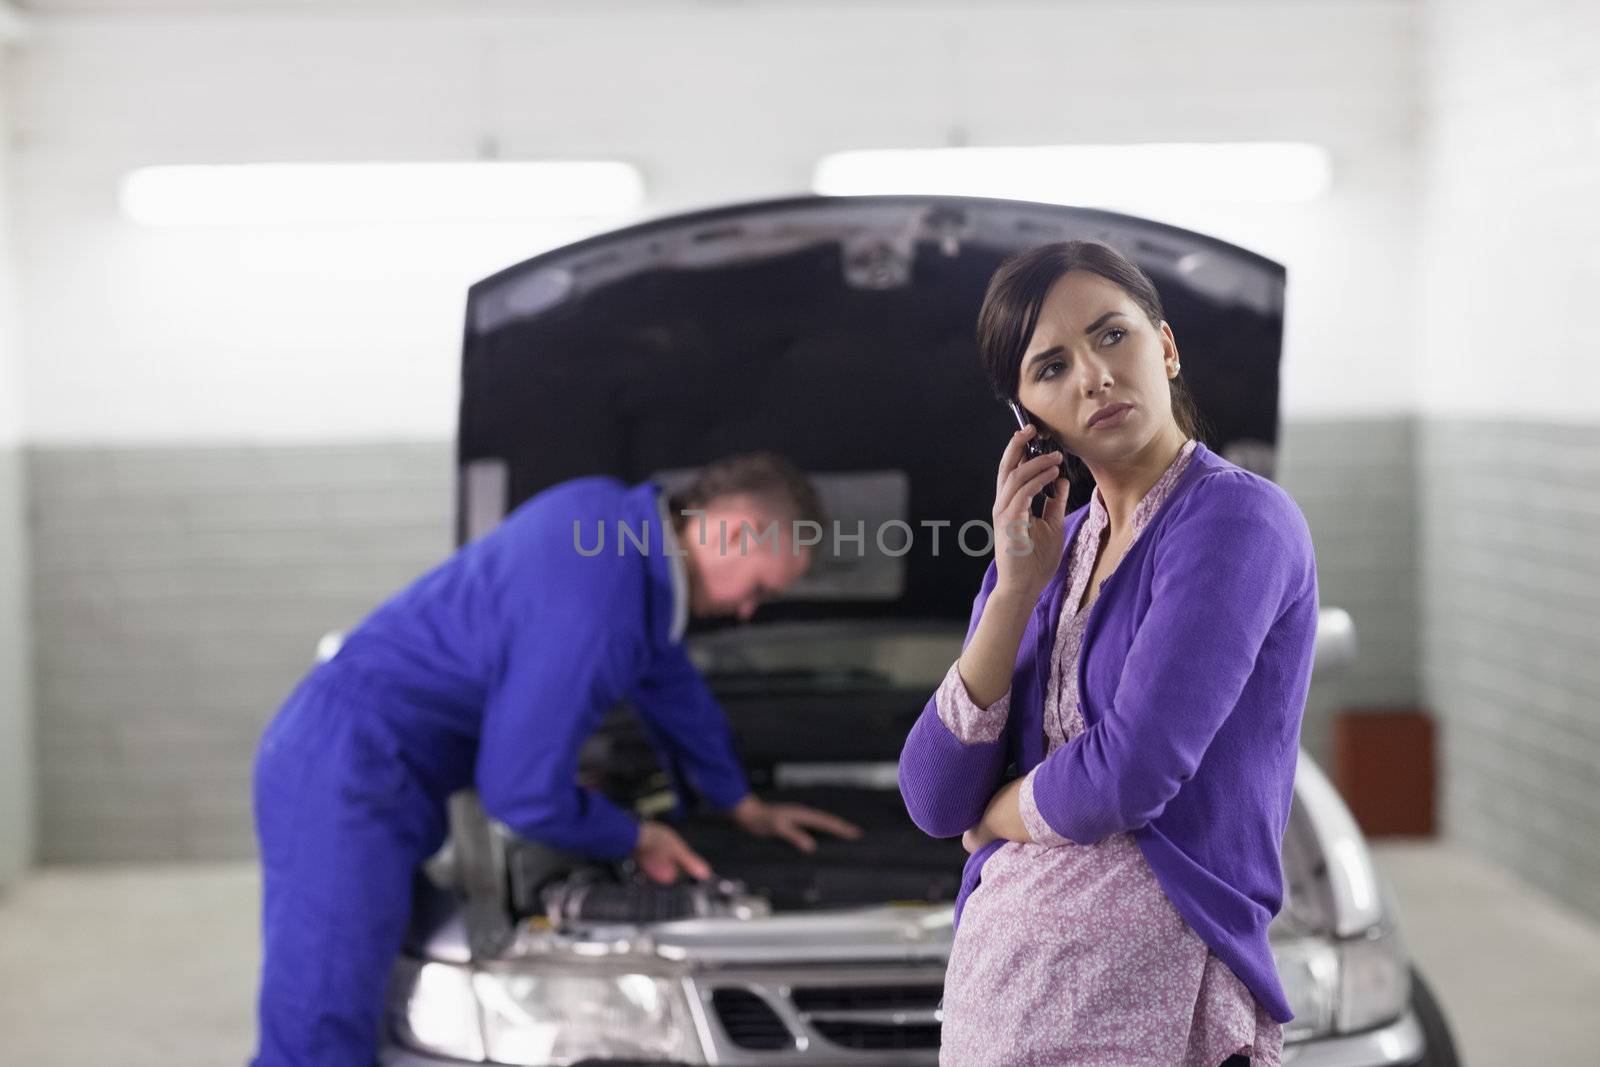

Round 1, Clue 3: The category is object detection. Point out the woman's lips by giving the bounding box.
[1088,403,1133,429]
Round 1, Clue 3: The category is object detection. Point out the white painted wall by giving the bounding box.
[1414,0,1600,421]
[8,1,1418,444]
[0,30,21,449]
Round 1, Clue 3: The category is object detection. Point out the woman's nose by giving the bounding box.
[1080,356,1113,394]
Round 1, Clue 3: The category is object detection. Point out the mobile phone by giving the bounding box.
[1006,399,1062,499]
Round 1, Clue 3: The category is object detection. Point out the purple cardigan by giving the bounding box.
[899,442,1318,1024]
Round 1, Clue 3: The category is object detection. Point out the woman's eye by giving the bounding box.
[1037,360,1064,382]
[1102,328,1125,345]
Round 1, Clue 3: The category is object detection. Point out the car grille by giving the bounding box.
[703,973,944,1059]
[711,988,797,1051]
[791,983,944,1013]
[812,1018,943,1050]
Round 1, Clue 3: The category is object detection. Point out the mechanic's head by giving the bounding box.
[977,240,1207,486]
[668,452,825,622]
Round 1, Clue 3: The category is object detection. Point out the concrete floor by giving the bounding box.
[0,840,1595,1065]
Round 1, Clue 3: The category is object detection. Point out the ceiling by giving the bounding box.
[9,0,1112,11]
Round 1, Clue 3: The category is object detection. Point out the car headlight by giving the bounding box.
[1275,923,1411,1042]
[390,959,486,1061]
[390,959,704,1065]
[1273,752,1415,1042]
[476,967,703,1065]
[1336,922,1412,1031]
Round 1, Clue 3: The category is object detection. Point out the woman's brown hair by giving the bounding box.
[975,240,1208,485]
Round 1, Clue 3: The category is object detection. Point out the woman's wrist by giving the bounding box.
[954,588,1036,709]
[983,586,1037,619]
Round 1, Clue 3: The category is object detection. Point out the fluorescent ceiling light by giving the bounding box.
[120,161,645,226]
[813,142,1331,206]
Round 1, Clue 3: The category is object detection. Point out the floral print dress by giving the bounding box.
[935,439,1284,1067]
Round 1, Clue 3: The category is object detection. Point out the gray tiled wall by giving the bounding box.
[27,422,1425,864]
[42,417,1600,926]
[1279,418,1423,766]
[0,446,32,886]
[28,443,453,862]
[1418,419,1600,920]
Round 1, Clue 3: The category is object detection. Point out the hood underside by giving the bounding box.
[460,195,1287,624]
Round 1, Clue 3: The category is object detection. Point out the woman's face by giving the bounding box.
[1014,269,1182,468]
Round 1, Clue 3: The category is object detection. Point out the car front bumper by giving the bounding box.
[380,1005,1427,1067]
[1285,1008,1427,1065]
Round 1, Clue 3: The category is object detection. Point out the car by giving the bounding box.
[372,194,1462,1066]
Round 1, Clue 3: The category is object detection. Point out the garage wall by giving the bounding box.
[11,1,1419,443]
[1415,0,1600,920]
[28,443,449,860]
[0,44,35,887]
[10,1,1426,861]
[0,446,30,886]
[1281,417,1421,765]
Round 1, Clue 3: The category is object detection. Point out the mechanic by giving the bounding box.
[249,451,860,1067]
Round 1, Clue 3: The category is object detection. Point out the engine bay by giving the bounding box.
[509,784,967,927]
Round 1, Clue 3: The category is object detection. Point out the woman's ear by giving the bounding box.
[1159,320,1181,373]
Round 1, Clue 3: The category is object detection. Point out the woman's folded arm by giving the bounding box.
[1025,473,1316,844]
[900,698,1010,838]
[934,659,1011,743]
[899,561,1024,838]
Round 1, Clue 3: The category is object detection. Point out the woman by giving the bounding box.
[898,240,1319,1066]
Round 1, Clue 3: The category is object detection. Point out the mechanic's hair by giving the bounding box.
[976,240,1208,484]
[669,451,827,532]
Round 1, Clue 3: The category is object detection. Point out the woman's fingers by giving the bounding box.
[1000,458,1065,525]
[961,825,998,854]
[996,427,1060,492]
[1011,467,1062,518]
[992,428,1067,579]
[1022,459,1064,499]
[1043,477,1071,522]
[997,451,1063,514]
[996,425,1036,494]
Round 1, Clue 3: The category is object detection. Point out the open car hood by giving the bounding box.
[458,195,1287,626]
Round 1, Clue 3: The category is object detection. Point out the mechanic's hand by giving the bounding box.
[992,424,1071,605]
[731,795,863,854]
[633,820,712,885]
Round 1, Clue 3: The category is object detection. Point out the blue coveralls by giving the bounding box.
[249,478,750,1066]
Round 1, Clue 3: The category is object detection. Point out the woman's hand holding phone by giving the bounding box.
[944,423,1072,718]
[992,423,1070,604]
